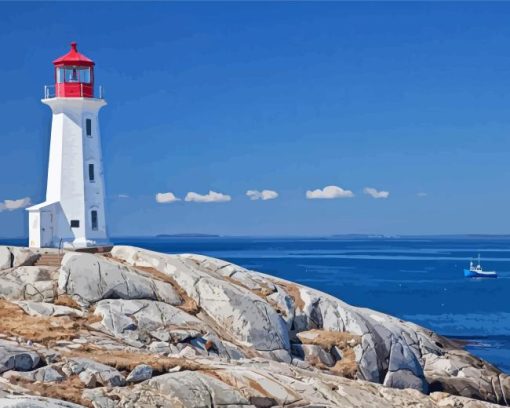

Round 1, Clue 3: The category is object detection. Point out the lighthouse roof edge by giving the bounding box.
[53,42,95,67]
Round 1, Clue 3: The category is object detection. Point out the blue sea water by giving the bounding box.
[2,236,509,373]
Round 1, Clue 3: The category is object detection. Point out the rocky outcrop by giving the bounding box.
[58,253,181,307]
[0,245,506,408]
[0,266,58,302]
[110,248,290,357]
[91,299,203,347]
[0,247,37,271]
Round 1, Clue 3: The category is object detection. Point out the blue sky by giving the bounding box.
[1,2,510,237]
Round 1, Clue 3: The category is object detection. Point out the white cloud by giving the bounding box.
[185,191,231,203]
[155,192,180,203]
[117,194,129,199]
[306,185,354,199]
[363,187,390,199]
[0,197,31,212]
[417,192,428,197]
[246,190,279,201]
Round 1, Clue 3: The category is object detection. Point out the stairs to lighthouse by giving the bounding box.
[34,253,64,267]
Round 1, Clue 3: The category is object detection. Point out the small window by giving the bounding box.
[86,119,92,137]
[91,210,98,231]
[88,164,95,182]
[81,68,91,84]
[70,220,80,228]
[56,67,65,83]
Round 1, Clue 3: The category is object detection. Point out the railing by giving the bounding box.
[44,85,54,99]
[43,84,104,99]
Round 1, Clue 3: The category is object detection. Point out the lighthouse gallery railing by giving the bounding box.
[43,84,104,99]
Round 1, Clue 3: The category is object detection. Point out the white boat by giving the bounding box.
[464,254,497,278]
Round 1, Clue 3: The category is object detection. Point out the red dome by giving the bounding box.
[53,42,94,67]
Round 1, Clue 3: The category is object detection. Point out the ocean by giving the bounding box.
[3,236,510,373]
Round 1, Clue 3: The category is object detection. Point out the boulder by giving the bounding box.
[291,343,335,367]
[0,266,57,302]
[0,247,11,270]
[3,365,64,383]
[384,369,429,394]
[148,341,172,354]
[58,253,181,306]
[63,357,125,387]
[383,340,428,393]
[81,389,118,408]
[126,364,153,383]
[0,340,40,374]
[10,248,39,268]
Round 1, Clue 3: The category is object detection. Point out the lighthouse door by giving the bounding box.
[40,211,54,248]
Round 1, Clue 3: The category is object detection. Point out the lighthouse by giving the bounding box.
[27,43,109,248]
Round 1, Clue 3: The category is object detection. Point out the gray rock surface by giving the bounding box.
[0,266,58,302]
[63,357,125,387]
[384,340,428,393]
[10,248,39,268]
[92,299,202,346]
[291,343,336,367]
[0,245,507,408]
[112,246,510,405]
[0,247,11,271]
[111,247,291,357]
[58,252,181,306]
[126,364,153,383]
[145,371,251,407]
[3,365,64,383]
[14,301,83,318]
[0,396,85,407]
[0,340,40,374]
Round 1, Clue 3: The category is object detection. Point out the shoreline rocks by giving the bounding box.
[0,245,507,407]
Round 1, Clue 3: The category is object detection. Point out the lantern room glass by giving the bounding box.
[56,66,92,84]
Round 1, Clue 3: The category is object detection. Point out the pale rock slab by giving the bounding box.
[0,266,57,302]
[0,248,11,271]
[111,246,291,356]
[92,299,202,345]
[14,301,83,318]
[0,396,85,407]
[145,371,251,407]
[10,248,39,268]
[58,253,181,306]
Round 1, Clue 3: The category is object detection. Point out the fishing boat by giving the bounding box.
[464,254,497,278]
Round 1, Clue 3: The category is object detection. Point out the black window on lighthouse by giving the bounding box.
[91,210,98,231]
[88,164,95,182]
[85,119,92,136]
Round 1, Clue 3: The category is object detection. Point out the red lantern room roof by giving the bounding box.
[53,42,95,67]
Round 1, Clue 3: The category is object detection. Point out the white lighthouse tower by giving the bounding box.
[27,42,109,248]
